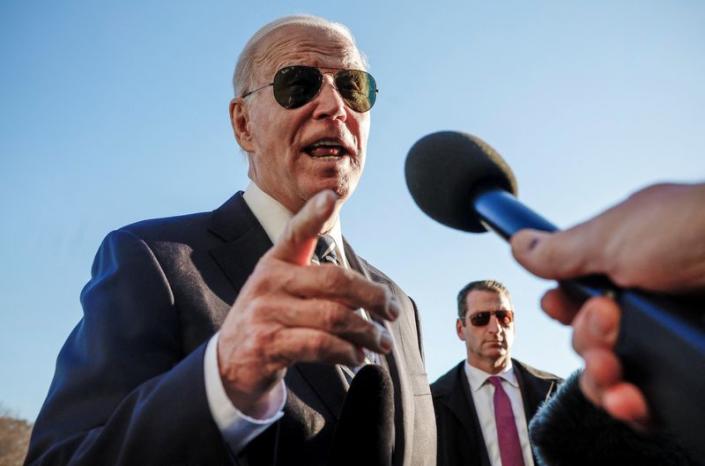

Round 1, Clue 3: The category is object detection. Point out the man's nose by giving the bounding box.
[312,75,347,121]
[487,315,502,333]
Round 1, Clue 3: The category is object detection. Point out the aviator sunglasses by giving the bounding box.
[468,310,514,327]
[241,65,378,113]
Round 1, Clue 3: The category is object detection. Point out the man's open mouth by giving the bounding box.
[304,139,350,158]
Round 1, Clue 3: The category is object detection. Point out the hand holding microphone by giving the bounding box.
[511,182,705,428]
[405,131,705,461]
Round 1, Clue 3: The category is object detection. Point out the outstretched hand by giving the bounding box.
[217,190,399,418]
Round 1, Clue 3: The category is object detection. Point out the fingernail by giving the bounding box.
[515,230,545,253]
[380,330,393,352]
[588,312,603,336]
[588,308,612,338]
[528,236,540,251]
[388,297,400,320]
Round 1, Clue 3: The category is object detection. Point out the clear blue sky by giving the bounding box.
[1,1,703,422]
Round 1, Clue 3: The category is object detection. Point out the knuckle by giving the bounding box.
[280,269,296,290]
[307,333,330,357]
[257,327,294,369]
[321,306,348,334]
[251,326,277,350]
[250,265,275,293]
[248,296,274,319]
[322,267,346,289]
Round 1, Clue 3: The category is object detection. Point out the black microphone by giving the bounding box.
[328,365,394,466]
[405,130,705,463]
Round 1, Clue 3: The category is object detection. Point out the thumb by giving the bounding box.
[268,190,338,266]
[510,227,597,280]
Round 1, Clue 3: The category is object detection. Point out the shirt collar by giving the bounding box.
[242,182,347,266]
[464,359,518,392]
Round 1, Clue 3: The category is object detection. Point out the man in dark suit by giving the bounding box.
[432,280,561,466]
[26,15,435,465]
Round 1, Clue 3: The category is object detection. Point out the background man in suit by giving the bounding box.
[26,15,435,465]
[432,280,561,466]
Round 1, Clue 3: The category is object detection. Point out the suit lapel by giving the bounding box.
[343,239,412,466]
[513,359,555,421]
[448,363,492,466]
[513,359,559,466]
[292,363,347,418]
[208,192,273,294]
[443,363,477,439]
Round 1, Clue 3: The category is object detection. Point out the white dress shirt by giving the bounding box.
[464,361,535,466]
[203,182,347,454]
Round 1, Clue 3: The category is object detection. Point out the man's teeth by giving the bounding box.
[306,142,347,157]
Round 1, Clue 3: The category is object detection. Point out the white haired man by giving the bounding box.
[27,15,435,465]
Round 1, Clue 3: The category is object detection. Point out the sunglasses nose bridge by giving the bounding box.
[320,72,344,96]
[312,73,348,114]
[486,314,502,331]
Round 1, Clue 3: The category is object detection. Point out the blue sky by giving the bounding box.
[1,1,703,422]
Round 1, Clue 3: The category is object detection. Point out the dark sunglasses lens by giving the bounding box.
[470,312,490,326]
[496,311,513,326]
[335,69,377,112]
[469,311,513,327]
[272,66,322,109]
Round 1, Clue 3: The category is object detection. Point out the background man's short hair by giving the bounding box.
[456,280,511,319]
[232,14,368,98]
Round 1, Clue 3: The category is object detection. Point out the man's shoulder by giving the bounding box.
[512,359,563,383]
[120,210,212,240]
[430,361,465,398]
[113,192,248,244]
[354,255,394,286]
[348,250,411,302]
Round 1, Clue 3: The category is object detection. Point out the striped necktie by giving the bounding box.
[313,234,339,266]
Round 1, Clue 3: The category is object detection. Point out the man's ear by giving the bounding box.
[230,98,254,152]
[456,318,466,341]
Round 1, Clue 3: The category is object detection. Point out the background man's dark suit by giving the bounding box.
[27,192,436,465]
[431,359,560,466]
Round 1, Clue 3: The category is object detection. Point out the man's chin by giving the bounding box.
[485,348,507,359]
[305,179,357,202]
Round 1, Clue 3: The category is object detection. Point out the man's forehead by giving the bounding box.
[466,290,512,310]
[255,24,364,76]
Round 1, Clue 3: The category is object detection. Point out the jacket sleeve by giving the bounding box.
[25,229,230,465]
[529,371,692,466]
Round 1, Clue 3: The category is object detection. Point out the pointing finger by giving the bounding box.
[268,190,338,266]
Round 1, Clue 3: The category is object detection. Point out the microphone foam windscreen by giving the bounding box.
[404,131,517,232]
[328,365,394,466]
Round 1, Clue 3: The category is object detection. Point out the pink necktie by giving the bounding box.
[488,376,525,466]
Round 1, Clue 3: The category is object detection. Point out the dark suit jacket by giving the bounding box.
[431,359,561,466]
[26,192,436,465]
